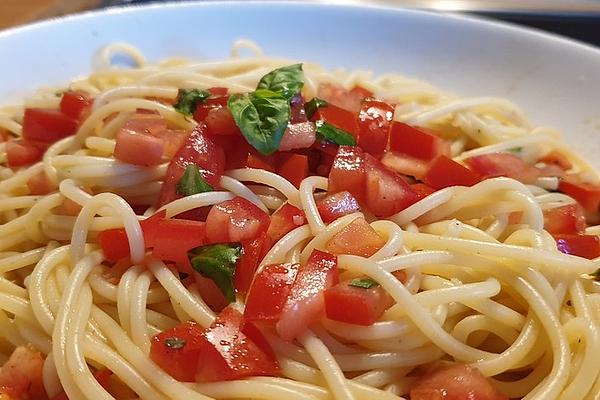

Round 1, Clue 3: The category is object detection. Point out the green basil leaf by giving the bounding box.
[315,120,357,146]
[228,89,290,155]
[173,89,211,116]
[188,243,242,303]
[257,64,304,100]
[164,337,186,349]
[176,164,213,197]
[304,97,328,119]
[349,277,379,289]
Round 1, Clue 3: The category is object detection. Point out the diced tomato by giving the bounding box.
[6,140,44,167]
[364,153,418,217]
[196,307,279,382]
[151,219,207,273]
[153,129,189,159]
[246,153,276,172]
[326,217,385,257]
[150,321,205,382]
[205,107,241,136]
[22,108,79,144]
[158,124,225,206]
[193,96,228,122]
[380,151,429,179]
[59,91,92,120]
[206,196,270,243]
[539,150,572,170]
[279,122,316,151]
[267,203,306,243]
[277,153,309,188]
[194,274,229,312]
[26,171,55,195]
[209,87,229,96]
[350,85,374,100]
[328,145,366,201]
[0,346,47,400]
[114,129,164,166]
[558,177,600,214]
[122,113,168,136]
[324,280,393,325]
[464,153,540,184]
[276,250,338,341]
[411,183,436,200]
[357,99,394,156]
[424,155,480,189]
[410,363,507,400]
[554,234,600,259]
[389,122,450,160]
[234,232,270,294]
[316,191,360,223]
[289,93,308,124]
[244,263,300,323]
[543,204,586,234]
[312,104,360,139]
[317,83,366,113]
[97,210,165,262]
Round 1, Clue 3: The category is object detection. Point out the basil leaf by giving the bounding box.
[176,164,213,197]
[188,243,242,303]
[304,97,328,119]
[349,277,379,289]
[315,120,357,146]
[228,89,290,155]
[257,64,304,100]
[173,89,211,116]
[164,337,186,349]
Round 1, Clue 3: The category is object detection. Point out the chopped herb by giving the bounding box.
[256,64,304,100]
[228,89,290,155]
[164,337,186,349]
[173,89,211,116]
[592,268,600,281]
[176,164,213,196]
[188,243,243,303]
[349,277,379,289]
[315,120,357,146]
[304,97,328,119]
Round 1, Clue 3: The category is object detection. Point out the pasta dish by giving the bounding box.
[0,41,598,400]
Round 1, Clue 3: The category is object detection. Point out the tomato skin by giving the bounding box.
[150,321,205,382]
[97,210,165,262]
[244,263,300,323]
[326,217,385,258]
[324,280,393,325]
[22,108,79,144]
[554,234,600,259]
[328,145,366,201]
[276,250,339,341]
[205,107,241,136]
[316,191,360,223]
[364,153,419,217]
[276,153,309,188]
[543,203,586,234]
[6,140,44,167]
[410,363,507,400]
[380,151,429,179]
[312,104,360,139]
[158,124,225,206]
[316,83,367,113]
[424,155,480,189]
[267,203,306,243]
[0,346,47,400]
[465,152,540,184]
[151,219,207,273]
[389,122,450,160]
[234,232,270,294]
[558,178,600,214]
[193,96,229,123]
[357,99,394,156]
[411,183,436,200]
[206,196,271,243]
[59,91,92,120]
[114,129,164,166]
[196,307,279,382]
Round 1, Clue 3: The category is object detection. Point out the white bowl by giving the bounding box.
[1,1,599,166]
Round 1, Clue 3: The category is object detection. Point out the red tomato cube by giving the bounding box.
[324,280,393,325]
[357,99,394,157]
[326,217,385,257]
[389,122,450,160]
[114,129,164,166]
[424,155,480,189]
[22,108,79,144]
[316,191,360,223]
[328,145,366,201]
[267,203,306,243]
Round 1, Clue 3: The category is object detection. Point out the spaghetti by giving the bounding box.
[0,40,598,400]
